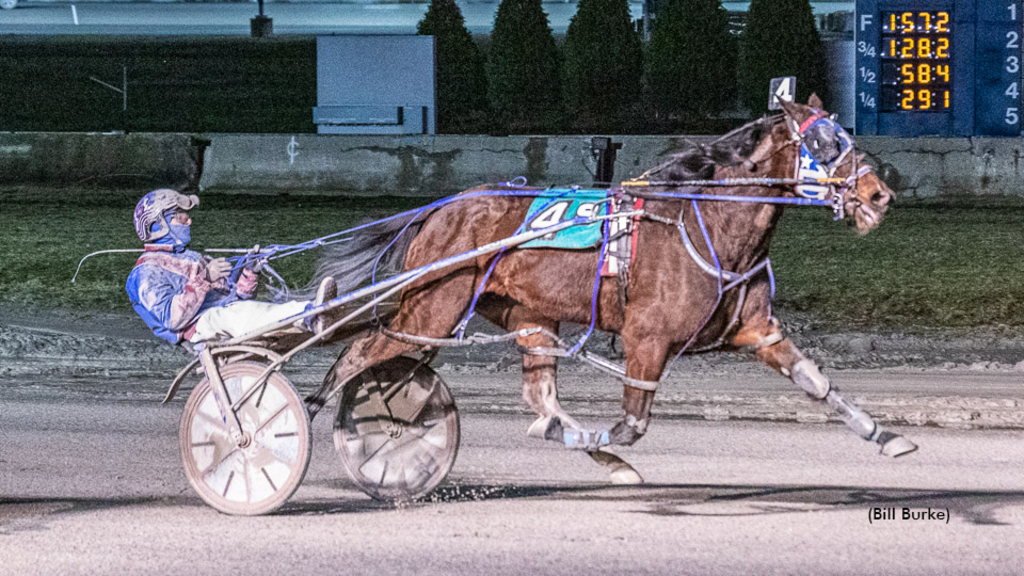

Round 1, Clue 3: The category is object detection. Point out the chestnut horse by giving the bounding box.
[304,96,916,483]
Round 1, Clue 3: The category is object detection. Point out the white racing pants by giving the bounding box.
[189,300,311,343]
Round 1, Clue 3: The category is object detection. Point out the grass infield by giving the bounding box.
[1,192,1022,330]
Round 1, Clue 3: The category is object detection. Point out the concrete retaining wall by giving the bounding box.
[0,132,201,190]
[2,131,1023,199]
[200,133,1024,199]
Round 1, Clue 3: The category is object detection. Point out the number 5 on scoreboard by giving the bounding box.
[1007,108,1020,125]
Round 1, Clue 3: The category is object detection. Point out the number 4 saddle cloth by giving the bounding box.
[518,189,644,279]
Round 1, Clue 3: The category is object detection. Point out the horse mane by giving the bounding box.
[643,115,781,181]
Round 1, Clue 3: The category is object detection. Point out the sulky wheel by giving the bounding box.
[334,356,460,502]
[180,361,311,515]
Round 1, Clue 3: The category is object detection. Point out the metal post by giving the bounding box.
[251,0,273,37]
[88,65,128,133]
[642,0,651,42]
[591,137,623,188]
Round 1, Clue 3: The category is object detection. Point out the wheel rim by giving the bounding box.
[334,357,459,502]
[180,361,310,515]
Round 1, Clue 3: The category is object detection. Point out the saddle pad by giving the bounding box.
[520,190,610,250]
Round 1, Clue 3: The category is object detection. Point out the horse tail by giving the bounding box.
[282,211,428,302]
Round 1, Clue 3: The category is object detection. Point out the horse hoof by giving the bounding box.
[610,466,644,485]
[527,416,552,439]
[880,434,918,458]
[589,449,644,484]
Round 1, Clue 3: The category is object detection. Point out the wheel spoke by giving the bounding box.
[376,458,389,489]
[200,446,240,477]
[195,410,226,429]
[356,434,394,473]
[262,467,278,492]
[254,404,290,435]
[222,470,235,498]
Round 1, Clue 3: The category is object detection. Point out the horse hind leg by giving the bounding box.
[516,325,584,437]
[306,269,480,420]
[304,331,416,420]
[519,341,645,485]
[496,311,642,485]
[472,300,585,437]
[751,335,917,457]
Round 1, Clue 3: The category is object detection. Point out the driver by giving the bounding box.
[126,188,336,344]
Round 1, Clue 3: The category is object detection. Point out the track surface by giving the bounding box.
[3,368,1024,575]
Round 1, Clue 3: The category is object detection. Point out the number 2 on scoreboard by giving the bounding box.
[901,89,932,110]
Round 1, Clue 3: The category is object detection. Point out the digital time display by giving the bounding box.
[880,11,952,111]
[856,0,1022,137]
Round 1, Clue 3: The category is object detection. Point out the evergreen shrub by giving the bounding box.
[645,0,737,129]
[417,0,489,133]
[738,0,830,116]
[562,0,643,132]
[487,0,563,133]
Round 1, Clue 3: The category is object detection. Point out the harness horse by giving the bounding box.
[302,95,916,487]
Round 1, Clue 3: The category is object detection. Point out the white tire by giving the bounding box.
[180,361,311,516]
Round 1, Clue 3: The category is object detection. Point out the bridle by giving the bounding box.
[621,111,874,222]
[783,109,873,221]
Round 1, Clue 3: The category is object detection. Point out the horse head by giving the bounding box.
[777,95,893,234]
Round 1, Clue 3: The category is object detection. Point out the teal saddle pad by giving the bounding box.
[520,190,610,250]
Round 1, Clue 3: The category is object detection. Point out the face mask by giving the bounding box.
[168,222,191,247]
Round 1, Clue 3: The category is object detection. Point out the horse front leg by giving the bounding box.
[753,336,917,457]
[558,334,667,486]
[602,334,666,447]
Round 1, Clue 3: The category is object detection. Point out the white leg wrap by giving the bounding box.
[791,359,831,400]
[825,390,878,440]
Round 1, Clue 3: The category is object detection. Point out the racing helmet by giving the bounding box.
[133,188,200,242]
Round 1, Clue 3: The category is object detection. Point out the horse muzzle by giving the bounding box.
[847,181,892,234]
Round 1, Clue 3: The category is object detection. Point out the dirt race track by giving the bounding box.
[3,305,1024,574]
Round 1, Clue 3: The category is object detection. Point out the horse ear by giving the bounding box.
[777,97,802,121]
[808,93,824,109]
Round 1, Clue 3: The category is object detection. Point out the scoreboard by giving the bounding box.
[856,0,1022,136]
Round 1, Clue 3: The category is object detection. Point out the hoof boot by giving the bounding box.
[878,433,918,458]
[610,466,644,485]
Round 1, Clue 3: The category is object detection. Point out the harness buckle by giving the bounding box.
[831,192,845,221]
